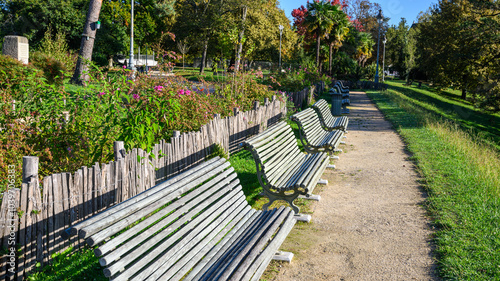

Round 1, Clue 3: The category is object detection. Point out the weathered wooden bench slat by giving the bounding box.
[61,157,296,281]
[242,121,330,213]
[311,99,349,132]
[106,180,243,279]
[290,108,345,154]
[186,210,260,281]
[130,186,246,281]
[61,157,225,239]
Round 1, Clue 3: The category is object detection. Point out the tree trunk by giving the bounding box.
[200,36,209,75]
[461,87,467,100]
[235,6,247,72]
[328,43,333,75]
[71,0,103,85]
[316,33,321,69]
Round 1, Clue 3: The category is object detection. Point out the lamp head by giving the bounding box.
[377,9,383,24]
[279,25,284,31]
[383,35,387,44]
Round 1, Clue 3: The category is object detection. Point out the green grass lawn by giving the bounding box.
[366,86,500,280]
[385,80,500,151]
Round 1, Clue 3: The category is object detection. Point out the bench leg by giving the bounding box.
[262,189,302,214]
[298,194,321,201]
[294,214,312,223]
[340,141,346,145]
[327,164,336,169]
[317,179,328,185]
[334,148,343,153]
[330,155,340,160]
[273,251,294,263]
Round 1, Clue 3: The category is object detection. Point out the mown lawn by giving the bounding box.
[366,85,500,280]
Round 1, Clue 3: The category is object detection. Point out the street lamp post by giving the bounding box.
[382,36,387,82]
[374,9,383,84]
[278,25,284,71]
[128,0,135,77]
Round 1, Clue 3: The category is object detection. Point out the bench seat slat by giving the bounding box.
[312,99,349,132]
[79,159,230,240]
[186,209,260,281]
[104,180,243,278]
[92,167,238,250]
[99,172,239,266]
[63,157,223,238]
[290,107,345,154]
[138,192,249,281]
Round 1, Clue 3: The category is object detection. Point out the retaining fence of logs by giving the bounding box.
[0,96,287,280]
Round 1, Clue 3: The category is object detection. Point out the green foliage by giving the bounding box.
[35,27,77,72]
[0,55,44,93]
[26,247,104,281]
[206,143,229,160]
[416,0,500,109]
[30,52,67,86]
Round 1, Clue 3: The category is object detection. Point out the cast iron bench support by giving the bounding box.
[242,121,329,217]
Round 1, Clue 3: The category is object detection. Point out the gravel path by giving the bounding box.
[271,91,439,281]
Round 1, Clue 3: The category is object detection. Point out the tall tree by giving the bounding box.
[71,0,103,85]
[304,0,337,68]
[325,5,351,75]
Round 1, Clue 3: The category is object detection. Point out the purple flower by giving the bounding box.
[123,65,127,69]
[98,92,106,97]
[154,85,164,91]
[133,94,140,100]
[177,89,185,96]
[185,90,192,95]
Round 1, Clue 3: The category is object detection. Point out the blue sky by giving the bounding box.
[279,0,437,27]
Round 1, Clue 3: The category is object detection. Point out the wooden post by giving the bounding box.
[62,111,70,123]
[264,98,269,106]
[272,95,276,102]
[12,100,15,111]
[233,108,239,116]
[114,141,125,161]
[253,101,259,110]
[22,156,39,184]
[213,114,221,119]
[173,131,181,138]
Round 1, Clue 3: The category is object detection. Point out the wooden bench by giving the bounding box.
[290,108,345,154]
[311,99,349,132]
[241,121,330,218]
[61,157,296,281]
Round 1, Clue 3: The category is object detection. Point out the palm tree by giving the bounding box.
[325,5,350,75]
[355,32,375,67]
[304,0,337,68]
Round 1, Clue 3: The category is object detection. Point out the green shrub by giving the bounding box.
[30,51,67,86]
[0,54,43,92]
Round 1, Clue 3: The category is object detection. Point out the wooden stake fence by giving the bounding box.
[0,96,286,280]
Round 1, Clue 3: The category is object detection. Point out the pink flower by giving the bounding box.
[98,92,106,97]
[154,85,164,91]
[177,89,185,96]
[123,65,127,69]
[133,94,140,100]
[185,90,192,95]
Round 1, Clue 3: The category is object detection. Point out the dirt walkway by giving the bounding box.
[271,91,439,281]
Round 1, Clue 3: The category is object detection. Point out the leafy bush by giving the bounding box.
[30,51,67,86]
[0,54,44,94]
[35,27,77,72]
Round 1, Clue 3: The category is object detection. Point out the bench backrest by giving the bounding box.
[73,157,266,280]
[242,121,303,188]
[312,99,335,128]
[290,108,324,145]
